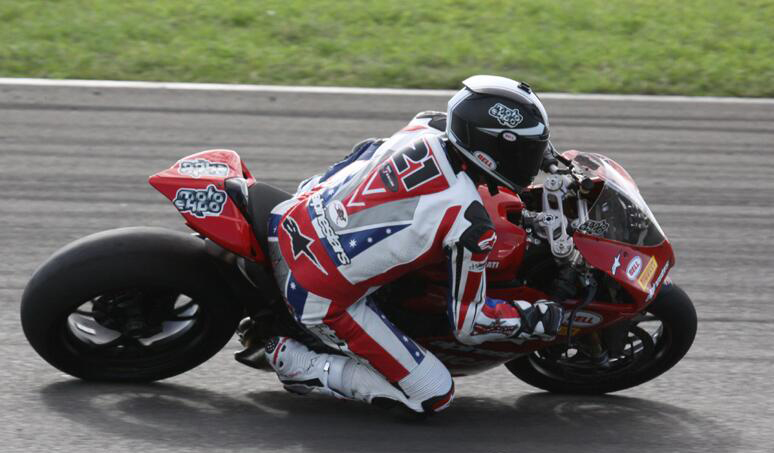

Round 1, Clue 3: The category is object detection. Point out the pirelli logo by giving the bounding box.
[637,256,658,290]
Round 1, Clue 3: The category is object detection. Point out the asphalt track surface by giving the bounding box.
[1,82,773,453]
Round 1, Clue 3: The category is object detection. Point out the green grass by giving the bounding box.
[1,0,773,96]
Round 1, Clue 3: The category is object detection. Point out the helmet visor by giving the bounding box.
[494,136,547,188]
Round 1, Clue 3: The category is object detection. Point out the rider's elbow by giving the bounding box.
[453,329,480,346]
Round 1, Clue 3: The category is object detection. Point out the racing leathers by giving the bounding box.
[265,112,560,413]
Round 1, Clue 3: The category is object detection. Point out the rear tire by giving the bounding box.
[21,227,242,382]
[505,283,697,394]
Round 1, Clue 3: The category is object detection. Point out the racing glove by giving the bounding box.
[512,300,564,341]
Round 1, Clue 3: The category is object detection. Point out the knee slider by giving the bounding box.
[421,381,455,413]
[398,353,454,413]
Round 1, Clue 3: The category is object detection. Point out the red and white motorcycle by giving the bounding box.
[21,148,696,394]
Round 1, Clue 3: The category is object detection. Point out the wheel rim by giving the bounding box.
[60,287,209,366]
[526,312,667,384]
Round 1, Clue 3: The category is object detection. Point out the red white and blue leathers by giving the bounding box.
[267,112,529,410]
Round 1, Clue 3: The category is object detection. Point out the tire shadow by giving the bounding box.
[40,381,739,453]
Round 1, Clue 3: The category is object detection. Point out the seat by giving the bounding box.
[246,182,293,256]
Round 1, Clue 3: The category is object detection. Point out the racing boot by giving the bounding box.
[265,336,453,413]
[512,300,564,341]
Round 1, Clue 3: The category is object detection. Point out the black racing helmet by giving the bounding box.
[446,75,550,191]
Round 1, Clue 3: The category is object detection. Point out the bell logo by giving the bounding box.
[473,151,497,170]
[626,256,643,281]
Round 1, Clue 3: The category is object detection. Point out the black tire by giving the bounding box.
[505,283,697,394]
[21,227,242,382]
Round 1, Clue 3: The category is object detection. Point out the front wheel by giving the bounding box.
[505,283,697,394]
[21,227,242,382]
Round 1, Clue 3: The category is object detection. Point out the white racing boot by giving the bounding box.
[264,336,454,413]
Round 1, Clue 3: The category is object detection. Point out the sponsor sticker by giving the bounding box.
[477,230,498,251]
[558,326,582,337]
[637,256,658,291]
[626,256,643,281]
[611,253,622,275]
[563,310,603,328]
[488,103,523,128]
[310,194,351,265]
[646,261,670,301]
[473,151,497,170]
[470,260,487,272]
[379,163,400,192]
[578,219,609,236]
[502,131,517,142]
[327,200,349,228]
[173,184,227,218]
[178,159,230,178]
[486,261,500,269]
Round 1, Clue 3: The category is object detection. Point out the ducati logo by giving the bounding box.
[488,103,523,128]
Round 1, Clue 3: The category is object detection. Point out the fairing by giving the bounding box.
[476,185,527,282]
[149,150,263,260]
[567,151,675,305]
[570,151,666,247]
[414,152,675,376]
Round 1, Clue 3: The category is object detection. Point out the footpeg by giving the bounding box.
[234,317,272,370]
[235,343,273,370]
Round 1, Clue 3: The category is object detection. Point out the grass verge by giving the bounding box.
[1,0,772,96]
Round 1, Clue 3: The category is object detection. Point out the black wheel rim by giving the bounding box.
[59,287,211,368]
[526,311,667,384]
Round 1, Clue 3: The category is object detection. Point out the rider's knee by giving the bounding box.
[398,352,455,414]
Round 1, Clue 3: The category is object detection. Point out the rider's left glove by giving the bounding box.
[512,300,564,341]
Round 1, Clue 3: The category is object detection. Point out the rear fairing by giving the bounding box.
[148,149,264,261]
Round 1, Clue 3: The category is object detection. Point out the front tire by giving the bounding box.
[21,227,242,382]
[505,283,697,394]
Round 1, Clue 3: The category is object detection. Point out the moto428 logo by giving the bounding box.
[173,184,228,218]
[488,103,523,128]
[178,159,230,178]
[578,219,609,236]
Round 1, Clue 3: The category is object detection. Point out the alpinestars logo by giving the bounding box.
[488,103,523,128]
[173,184,227,218]
[310,195,351,265]
[282,216,326,274]
[477,230,498,251]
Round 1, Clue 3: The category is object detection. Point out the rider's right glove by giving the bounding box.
[512,300,564,341]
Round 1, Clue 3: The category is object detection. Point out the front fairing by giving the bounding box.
[572,152,667,247]
[567,151,674,303]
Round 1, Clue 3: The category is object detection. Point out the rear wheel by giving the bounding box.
[505,284,697,394]
[21,227,242,382]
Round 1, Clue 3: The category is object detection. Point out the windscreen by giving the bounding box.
[572,153,666,246]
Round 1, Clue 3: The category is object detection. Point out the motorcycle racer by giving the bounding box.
[262,75,563,414]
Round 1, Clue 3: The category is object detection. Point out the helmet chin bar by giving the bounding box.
[451,143,523,195]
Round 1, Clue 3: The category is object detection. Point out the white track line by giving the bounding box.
[1,77,773,104]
